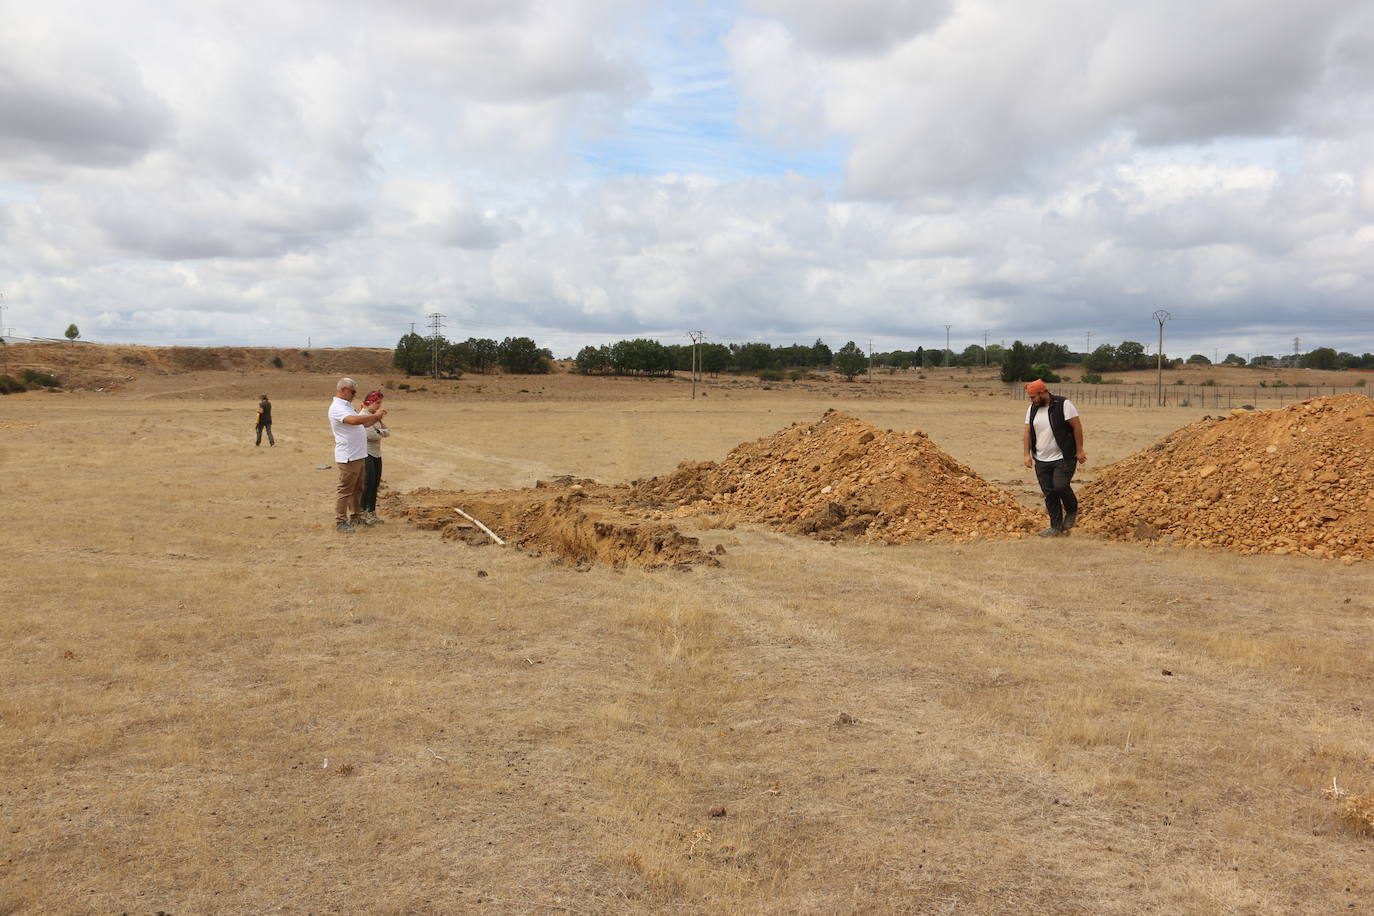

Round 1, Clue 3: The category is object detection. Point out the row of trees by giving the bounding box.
[392,333,553,376]
[393,331,1374,381]
[574,338,845,376]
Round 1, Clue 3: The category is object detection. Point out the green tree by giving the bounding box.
[959,344,986,366]
[65,323,80,342]
[1305,347,1339,370]
[1029,341,1072,367]
[462,338,500,373]
[498,336,550,373]
[833,341,867,380]
[1083,344,1118,372]
[1222,353,1246,366]
[811,338,832,367]
[1116,340,1147,369]
[1186,353,1212,365]
[575,345,610,374]
[392,332,431,375]
[609,338,672,375]
[1000,341,1032,382]
[731,342,778,372]
[699,343,732,375]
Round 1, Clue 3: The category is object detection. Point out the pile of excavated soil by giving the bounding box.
[631,410,1037,543]
[1080,395,1374,560]
[386,482,720,571]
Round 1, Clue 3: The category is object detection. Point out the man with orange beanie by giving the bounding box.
[1023,379,1085,536]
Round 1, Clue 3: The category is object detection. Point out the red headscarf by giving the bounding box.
[1024,379,1048,396]
[362,390,384,407]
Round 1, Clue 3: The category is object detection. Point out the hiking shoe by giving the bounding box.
[360,511,383,525]
[336,521,356,533]
[1037,526,1064,537]
[1062,512,1077,530]
[356,514,378,527]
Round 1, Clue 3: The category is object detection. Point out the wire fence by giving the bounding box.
[1008,383,1371,409]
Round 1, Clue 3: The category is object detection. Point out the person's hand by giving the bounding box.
[376,408,387,419]
[1076,450,1087,464]
[1023,454,1033,469]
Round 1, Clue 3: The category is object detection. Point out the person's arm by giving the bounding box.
[1023,423,1034,468]
[343,409,386,426]
[1068,416,1086,463]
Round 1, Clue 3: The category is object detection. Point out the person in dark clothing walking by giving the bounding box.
[1022,379,1085,537]
[255,394,275,446]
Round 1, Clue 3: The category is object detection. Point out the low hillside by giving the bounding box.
[0,342,394,390]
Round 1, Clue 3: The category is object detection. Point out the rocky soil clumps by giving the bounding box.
[1080,395,1374,561]
[389,484,719,570]
[633,410,1038,543]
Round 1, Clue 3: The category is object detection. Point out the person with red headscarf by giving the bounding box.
[1022,379,1086,537]
[359,389,390,525]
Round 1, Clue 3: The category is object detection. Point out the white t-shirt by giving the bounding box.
[1025,398,1079,461]
[329,397,368,462]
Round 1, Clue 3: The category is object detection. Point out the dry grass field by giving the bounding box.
[3,361,1373,914]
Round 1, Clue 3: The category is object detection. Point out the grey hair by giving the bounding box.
[336,377,357,392]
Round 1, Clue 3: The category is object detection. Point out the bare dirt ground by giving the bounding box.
[3,356,1373,914]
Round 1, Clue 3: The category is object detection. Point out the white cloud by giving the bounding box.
[1,0,1373,358]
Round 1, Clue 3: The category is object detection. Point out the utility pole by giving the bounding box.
[944,324,952,368]
[983,330,990,366]
[1153,309,1171,405]
[428,312,446,379]
[1293,336,1301,368]
[867,338,874,382]
[688,330,704,399]
[1085,331,1091,361]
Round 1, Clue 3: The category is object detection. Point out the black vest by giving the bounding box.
[1027,395,1076,461]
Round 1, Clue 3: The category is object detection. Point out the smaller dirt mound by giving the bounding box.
[633,410,1037,542]
[1080,395,1374,560]
[388,483,718,570]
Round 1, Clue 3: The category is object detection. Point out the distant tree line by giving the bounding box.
[393,331,1374,382]
[393,333,553,376]
[1245,348,1374,370]
[574,338,838,376]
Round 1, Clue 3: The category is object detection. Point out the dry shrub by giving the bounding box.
[1343,794,1374,836]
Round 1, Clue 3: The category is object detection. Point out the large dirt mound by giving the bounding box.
[1080,395,1374,560]
[388,483,719,571]
[632,410,1037,542]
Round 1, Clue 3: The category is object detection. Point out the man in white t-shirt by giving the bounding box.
[328,377,387,533]
[1022,378,1086,537]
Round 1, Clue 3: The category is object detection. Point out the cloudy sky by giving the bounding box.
[2,0,1373,358]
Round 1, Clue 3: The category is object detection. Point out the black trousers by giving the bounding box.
[362,455,382,513]
[1034,457,1078,529]
[255,422,274,446]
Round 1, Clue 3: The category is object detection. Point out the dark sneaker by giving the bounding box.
[1062,512,1077,530]
[336,521,356,533]
[1037,526,1063,537]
